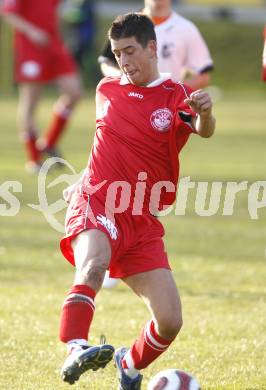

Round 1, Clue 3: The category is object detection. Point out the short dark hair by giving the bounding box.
[108,13,156,48]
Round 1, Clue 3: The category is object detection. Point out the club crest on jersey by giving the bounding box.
[150,108,173,132]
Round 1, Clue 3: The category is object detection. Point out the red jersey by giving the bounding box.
[80,75,197,213]
[2,0,60,37]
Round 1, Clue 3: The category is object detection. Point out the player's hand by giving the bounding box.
[184,90,212,117]
[27,27,50,47]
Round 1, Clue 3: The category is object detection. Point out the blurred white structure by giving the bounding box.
[96,1,266,24]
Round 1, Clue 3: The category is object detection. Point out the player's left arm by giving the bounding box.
[184,89,215,138]
[183,23,213,90]
[185,69,211,90]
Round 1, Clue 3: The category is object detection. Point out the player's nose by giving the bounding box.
[120,53,130,69]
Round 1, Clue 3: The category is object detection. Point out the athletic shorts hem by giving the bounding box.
[110,265,171,279]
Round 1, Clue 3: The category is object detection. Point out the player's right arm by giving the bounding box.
[99,60,122,78]
[98,40,122,77]
[182,21,213,89]
[1,0,50,46]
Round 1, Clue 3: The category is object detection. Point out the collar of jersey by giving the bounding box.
[120,72,171,87]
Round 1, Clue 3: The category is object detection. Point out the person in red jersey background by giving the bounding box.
[262,25,266,81]
[1,0,83,173]
[58,13,215,388]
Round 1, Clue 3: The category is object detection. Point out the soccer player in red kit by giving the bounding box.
[262,25,266,81]
[59,13,215,389]
[1,0,82,173]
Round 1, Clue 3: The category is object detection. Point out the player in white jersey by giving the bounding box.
[150,11,213,85]
[99,0,213,288]
[98,0,213,90]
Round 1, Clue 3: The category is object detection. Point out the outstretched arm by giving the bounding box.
[184,71,211,90]
[100,59,122,77]
[3,11,50,46]
[184,89,215,138]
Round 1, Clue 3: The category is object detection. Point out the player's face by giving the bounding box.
[111,36,157,86]
[145,0,172,10]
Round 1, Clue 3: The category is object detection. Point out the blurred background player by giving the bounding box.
[1,0,83,173]
[262,24,266,81]
[60,0,96,79]
[98,0,214,89]
[99,0,214,288]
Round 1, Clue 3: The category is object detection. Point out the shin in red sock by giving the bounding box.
[128,320,175,370]
[59,284,96,343]
[44,103,72,149]
[23,130,41,163]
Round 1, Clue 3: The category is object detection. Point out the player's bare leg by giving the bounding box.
[60,229,115,385]
[17,83,43,173]
[125,269,182,340]
[114,268,182,389]
[37,73,83,159]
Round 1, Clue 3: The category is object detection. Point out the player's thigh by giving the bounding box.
[72,229,112,273]
[124,268,182,326]
[17,83,43,128]
[18,83,43,112]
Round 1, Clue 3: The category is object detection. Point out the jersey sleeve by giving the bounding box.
[170,82,197,155]
[185,23,213,74]
[175,82,197,134]
[98,40,117,66]
[1,0,21,14]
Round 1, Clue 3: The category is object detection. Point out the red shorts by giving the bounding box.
[60,193,170,278]
[15,37,77,83]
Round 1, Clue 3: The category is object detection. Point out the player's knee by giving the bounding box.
[82,261,107,281]
[70,84,83,103]
[77,258,109,291]
[157,313,183,340]
[73,230,111,290]
[61,81,83,105]
[67,77,83,102]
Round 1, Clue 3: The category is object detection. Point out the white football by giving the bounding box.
[148,369,201,390]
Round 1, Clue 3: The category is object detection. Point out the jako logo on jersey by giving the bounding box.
[96,214,118,240]
[128,92,144,99]
[150,108,173,132]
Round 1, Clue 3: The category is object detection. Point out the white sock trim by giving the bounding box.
[65,293,95,310]
[67,339,89,352]
[123,350,140,379]
[145,320,168,351]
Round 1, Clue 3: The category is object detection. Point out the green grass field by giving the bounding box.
[1,18,266,390]
[1,91,266,390]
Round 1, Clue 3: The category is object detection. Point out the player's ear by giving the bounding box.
[147,40,157,58]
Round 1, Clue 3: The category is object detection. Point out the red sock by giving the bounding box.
[23,130,41,162]
[59,284,96,343]
[128,320,175,370]
[44,103,71,149]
